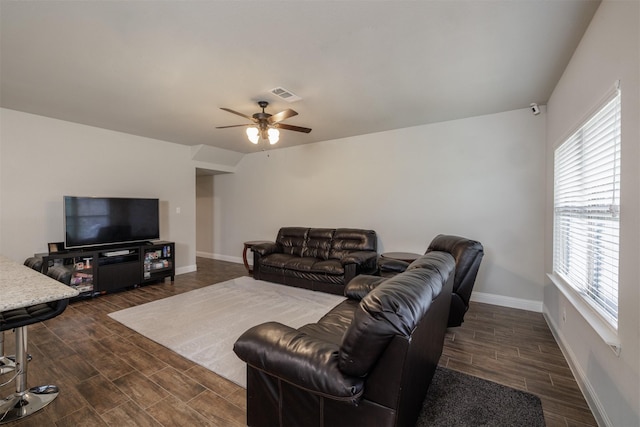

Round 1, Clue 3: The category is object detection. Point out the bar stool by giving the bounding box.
[22,257,43,273]
[0,257,44,375]
[0,266,72,424]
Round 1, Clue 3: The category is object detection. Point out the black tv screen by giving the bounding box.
[64,196,160,249]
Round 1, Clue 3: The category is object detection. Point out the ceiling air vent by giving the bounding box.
[269,87,302,103]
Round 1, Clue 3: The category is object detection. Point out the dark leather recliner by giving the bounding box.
[234,251,455,427]
[378,234,484,327]
[252,227,378,295]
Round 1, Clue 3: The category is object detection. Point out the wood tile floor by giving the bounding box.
[1,258,596,426]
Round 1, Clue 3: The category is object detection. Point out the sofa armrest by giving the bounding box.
[378,257,410,274]
[340,250,377,267]
[252,241,280,257]
[344,275,386,300]
[233,322,364,403]
[341,251,378,284]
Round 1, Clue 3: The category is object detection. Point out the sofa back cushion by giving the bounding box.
[338,252,455,377]
[276,227,309,257]
[329,228,377,260]
[303,228,335,260]
[274,227,377,260]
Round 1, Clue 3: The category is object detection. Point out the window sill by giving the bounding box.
[547,273,621,356]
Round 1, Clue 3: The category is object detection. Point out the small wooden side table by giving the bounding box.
[380,252,422,263]
[243,241,271,274]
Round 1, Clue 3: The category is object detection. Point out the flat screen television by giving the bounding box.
[64,196,160,249]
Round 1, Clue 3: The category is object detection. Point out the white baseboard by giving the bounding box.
[196,251,215,259]
[543,309,609,427]
[213,254,244,264]
[175,264,197,275]
[195,251,243,265]
[470,291,543,313]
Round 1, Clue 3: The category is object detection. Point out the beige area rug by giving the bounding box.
[108,276,345,387]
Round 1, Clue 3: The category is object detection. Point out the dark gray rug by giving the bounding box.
[418,367,545,427]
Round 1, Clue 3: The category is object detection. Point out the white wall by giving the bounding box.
[213,108,547,308]
[0,108,197,273]
[544,1,639,426]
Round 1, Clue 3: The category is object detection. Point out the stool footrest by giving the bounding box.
[0,354,32,375]
[0,385,59,424]
[0,357,16,375]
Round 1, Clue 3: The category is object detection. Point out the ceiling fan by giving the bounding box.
[216,101,312,145]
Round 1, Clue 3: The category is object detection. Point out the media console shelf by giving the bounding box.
[41,241,175,297]
[41,250,96,297]
[142,242,174,283]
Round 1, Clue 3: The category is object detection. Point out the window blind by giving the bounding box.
[553,88,621,329]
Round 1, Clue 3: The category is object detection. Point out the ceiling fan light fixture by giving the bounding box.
[268,128,280,145]
[246,126,259,144]
[218,101,310,146]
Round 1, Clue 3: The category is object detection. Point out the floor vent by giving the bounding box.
[269,87,302,103]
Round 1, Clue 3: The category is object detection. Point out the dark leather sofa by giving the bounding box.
[234,251,455,427]
[378,234,484,327]
[252,227,378,295]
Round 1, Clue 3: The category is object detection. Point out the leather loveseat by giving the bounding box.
[252,227,378,295]
[377,234,484,327]
[234,251,455,427]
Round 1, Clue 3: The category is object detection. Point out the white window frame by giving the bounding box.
[550,82,621,355]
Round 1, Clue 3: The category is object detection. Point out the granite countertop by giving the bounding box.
[0,255,79,311]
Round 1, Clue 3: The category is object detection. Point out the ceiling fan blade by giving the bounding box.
[268,109,298,124]
[215,124,250,129]
[220,107,255,122]
[277,123,312,133]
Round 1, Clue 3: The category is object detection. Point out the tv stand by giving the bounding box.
[41,241,175,297]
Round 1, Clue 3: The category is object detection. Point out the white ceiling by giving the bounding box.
[0,0,600,154]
